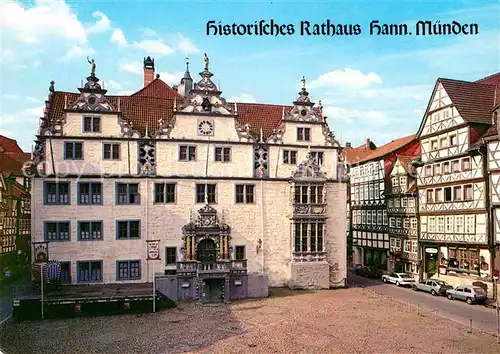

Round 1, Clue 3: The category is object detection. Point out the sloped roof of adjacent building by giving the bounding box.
[44,77,309,139]
[355,135,417,164]
[0,135,24,154]
[342,143,376,164]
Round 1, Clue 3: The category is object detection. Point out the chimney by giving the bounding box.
[365,138,371,149]
[143,56,155,87]
[345,142,352,148]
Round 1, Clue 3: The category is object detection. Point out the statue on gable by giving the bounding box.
[87,57,96,76]
[204,53,209,71]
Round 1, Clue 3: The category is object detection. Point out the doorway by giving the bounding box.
[203,279,223,302]
[196,238,217,263]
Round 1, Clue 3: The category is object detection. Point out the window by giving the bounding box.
[78,221,103,240]
[116,183,140,204]
[408,198,415,208]
[77,261,102,283]
[64,142,83,160]
[83,116,101,132]
[392,176,399,187]
[154,183,175,203]
[395,238,401,248]
[362,211,366,224]
[235,246,246,260]
[103,143,120,160]
[367,210,372,225]
[116,220,140,239]
[368,185,374,200]
[383,210,388,225]
[283,150,297,164]
[433,164,441,175]
[428,217,436,232]
[462,157,471,171]
[179,145,196,161]
[294,184,324,204]
[394,198,400,207]
[425,165,432,177]
[452,160,460,172]
[44,182,70,205]
[411,217,417,229]
[435,188,443,202]
[377,210,382,225]
[427,189,434,203]
[310,151,324,165]
[449,134,457,146]
[44,222,70,241]
[402,198,407,207]
[440,137,447,148]
[444,187,452,202]
[455,216,464,233]
[443,109,450,119]
[60,262,71,284]
[215,147,231,162]
[235,184,255,204]
[387,199,394,208]
[437,216,444,233]
[293,221,324,253]
[78,182,102,204]
[445,216,453,233]
[390,238,396,248]
[399,176,406,187]
[453,186,462,201]
[403,218,410,228]
[443,162,450,174]
[430,140,438,151]
[165,247,177,265]
[117,260,141,280]
[465,215,475,234]
[404,240,410,252]
[196,184,216,204]
[297,127,311,141]
[464,185,473,200]
[411,241,418,254]
[396,218,402,228]
[389,217,395,228]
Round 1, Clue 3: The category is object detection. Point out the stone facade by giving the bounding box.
[29,57,347,301]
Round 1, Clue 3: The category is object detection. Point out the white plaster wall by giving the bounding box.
[63,112,123,137]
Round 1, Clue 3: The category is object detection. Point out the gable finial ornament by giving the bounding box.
[204,53,210,71]
[49,80,55,93]
[87,56,96,77]
[300,76,306,91]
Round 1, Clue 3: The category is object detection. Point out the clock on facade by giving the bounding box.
[198,120,214,135]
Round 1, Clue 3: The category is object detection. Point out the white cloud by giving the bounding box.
[228,94,258,103]
[323,106,387,125]
[0,0,87,44]
[142,28,158,37]
[0,105,45,150]
[358,85,433,101]
[133,40,175,56]
[119,61,142,74]
[61,45,96,61]
[107,80,122,90]
[110,28,127,46]
[158,72,184,84]
[86,11,111,34]
[309,68,382,89]
[176,34,200,54]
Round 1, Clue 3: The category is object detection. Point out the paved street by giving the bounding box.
[348,271,499,335]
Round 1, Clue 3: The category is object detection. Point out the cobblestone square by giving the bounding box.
[1,288,498,354]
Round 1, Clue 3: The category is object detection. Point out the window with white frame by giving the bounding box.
[389,217,395,228]
[410,217,417,229]
[374,183,379,200]
[388,199,394,208]
[367,210,372,225]
[428,217,436,232]
[404,240,410,252]
[411,241,418,254]
[364,185,368,200]
[392,177,399,186]
[377,210,382,225]
[396,218,402,228]
[408,198,415,208]
[403,218,410,229]
[445,216,453,233]
[383,210,388,225]
[455,215,464,233]
[395,238,401,248]
[362,210,366,224]
[368,184,374,200]
[437,216,444,233]
[394,198,400,207]
[465,215,475,234]
[399,176,406,186]
[402,198,407,207]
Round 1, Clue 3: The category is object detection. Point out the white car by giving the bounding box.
[382,272,416,287]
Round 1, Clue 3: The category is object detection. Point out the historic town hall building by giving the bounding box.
[27,56,347,302]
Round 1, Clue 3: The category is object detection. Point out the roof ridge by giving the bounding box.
[475,72,500,83]
[131,77,182,99]
[439,77,497,87]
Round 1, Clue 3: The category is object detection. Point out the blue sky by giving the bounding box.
[1,0,499,151]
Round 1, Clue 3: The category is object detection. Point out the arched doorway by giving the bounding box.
[196,238,217,263]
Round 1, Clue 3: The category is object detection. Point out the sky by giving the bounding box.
[1,0,499,152]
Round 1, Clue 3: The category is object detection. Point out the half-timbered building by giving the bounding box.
[0,136,31,268]
[27,56,348,302]
[347,136,418,271]
[415,75,500,286]
[386,154,419,275]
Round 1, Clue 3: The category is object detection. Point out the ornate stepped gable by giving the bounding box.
[36,56,342,147]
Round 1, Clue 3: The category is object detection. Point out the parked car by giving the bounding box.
[446,285,487,305]
[381,273,415,287]
[354,266,383,279]
[412,279,453,296]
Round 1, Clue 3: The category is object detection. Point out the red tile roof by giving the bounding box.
[45,78,308,139]
[0,136,23,154]
[475,73,500,86]
[396,154,417,174]
[355,135,417,164]
[342,143,375,164]
[439,78,498,125]
[0,153,30,177]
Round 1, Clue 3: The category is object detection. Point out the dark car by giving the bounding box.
[355,266,382,279]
